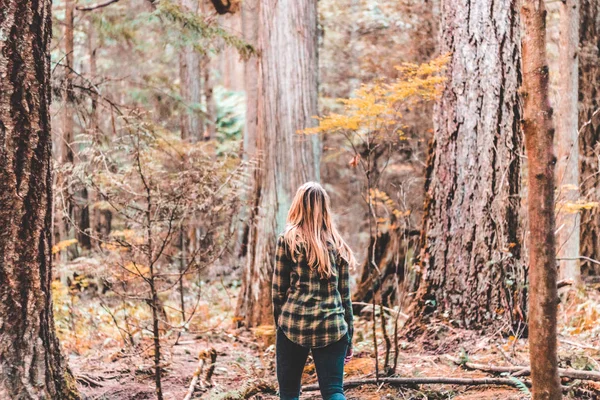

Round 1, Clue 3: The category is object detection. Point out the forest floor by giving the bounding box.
[63,278,600,400]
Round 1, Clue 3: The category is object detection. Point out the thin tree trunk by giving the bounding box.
[0,1,80,398]
[521,1,562,399]
[88,18,99,249]
[87,21,112,242]
[235,0,321,327]
[62,0,76,254]
[579,0,600,277]
[556,0,580,283]
[407,0,524,331]
[145,189,164,400]
[179,0,204,142]
[203,54,216,140]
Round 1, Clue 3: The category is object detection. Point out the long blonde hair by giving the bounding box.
[283,182,355,278]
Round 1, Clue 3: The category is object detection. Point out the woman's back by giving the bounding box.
[272,182,354,400]
[274,237,350,348]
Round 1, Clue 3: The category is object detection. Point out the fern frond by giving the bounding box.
[508,376,531,396]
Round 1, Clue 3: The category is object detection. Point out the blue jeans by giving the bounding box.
[276,328,348,400]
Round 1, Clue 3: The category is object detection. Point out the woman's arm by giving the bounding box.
[272,236,292,327]
[338,256,354,343]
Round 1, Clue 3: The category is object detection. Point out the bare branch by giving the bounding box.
[76,0,122,11]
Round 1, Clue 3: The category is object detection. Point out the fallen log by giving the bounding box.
[302,376,531,392]
[446,356,600,382]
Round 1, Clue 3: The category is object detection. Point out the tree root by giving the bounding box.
[76,374,103,388]
[212,379,277,400]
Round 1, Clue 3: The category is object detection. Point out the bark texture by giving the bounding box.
[179,0,204,142]
[0,0,79,398]
[556,0,580,282]
[521,1,562,399]
[235,0,259,258]
[235,0,320,327]
[410,0,524,330]
[579,0,600,277]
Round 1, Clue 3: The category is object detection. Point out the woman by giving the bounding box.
[272,182,355,400]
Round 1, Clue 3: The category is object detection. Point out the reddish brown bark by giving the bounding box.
[579,0,600,277]
[0,0,79,398]
[521,1,562,399]
[408,0,525,332]
[235,0,320,327]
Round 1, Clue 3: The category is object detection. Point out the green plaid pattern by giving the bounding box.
[272,235,353,349]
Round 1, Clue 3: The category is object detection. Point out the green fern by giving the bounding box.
[458,348,469,365]
[508,376,531,396]
[157,1,255,60]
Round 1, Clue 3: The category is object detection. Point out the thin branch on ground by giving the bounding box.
[302,376,532,392]
[446,356,600,382]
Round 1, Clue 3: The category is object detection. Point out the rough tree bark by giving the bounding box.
[179,0,204,142]
[579,0,600,277]
[521,1,562,399]
[219,12,245,92]
[408,0,525,331]
[0,0,80,398]
[235,0,321,327]
[235,0,259,258]
[556,0,580,283]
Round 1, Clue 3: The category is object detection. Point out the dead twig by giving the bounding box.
[183,348,217,400]
[557,279,574,289]
[76,0,122,11]
[76,374,104,388]
[352,301,409,319]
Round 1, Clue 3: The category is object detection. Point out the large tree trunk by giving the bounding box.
[579,0,600,277]
[521,1,562,398]
[0,1,79,398]
[408,0,524,331]
[235,0,320,327]
[556,0,580,283]
[235,0,259,259]
[220,12,245,92]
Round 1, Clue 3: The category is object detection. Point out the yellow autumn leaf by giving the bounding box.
[52,238,78,254]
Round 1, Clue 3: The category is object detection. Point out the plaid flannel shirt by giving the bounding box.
[272,235,353,349]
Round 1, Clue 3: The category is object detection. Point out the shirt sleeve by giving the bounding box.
[338,255,354,343]
[272,236,292,327]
